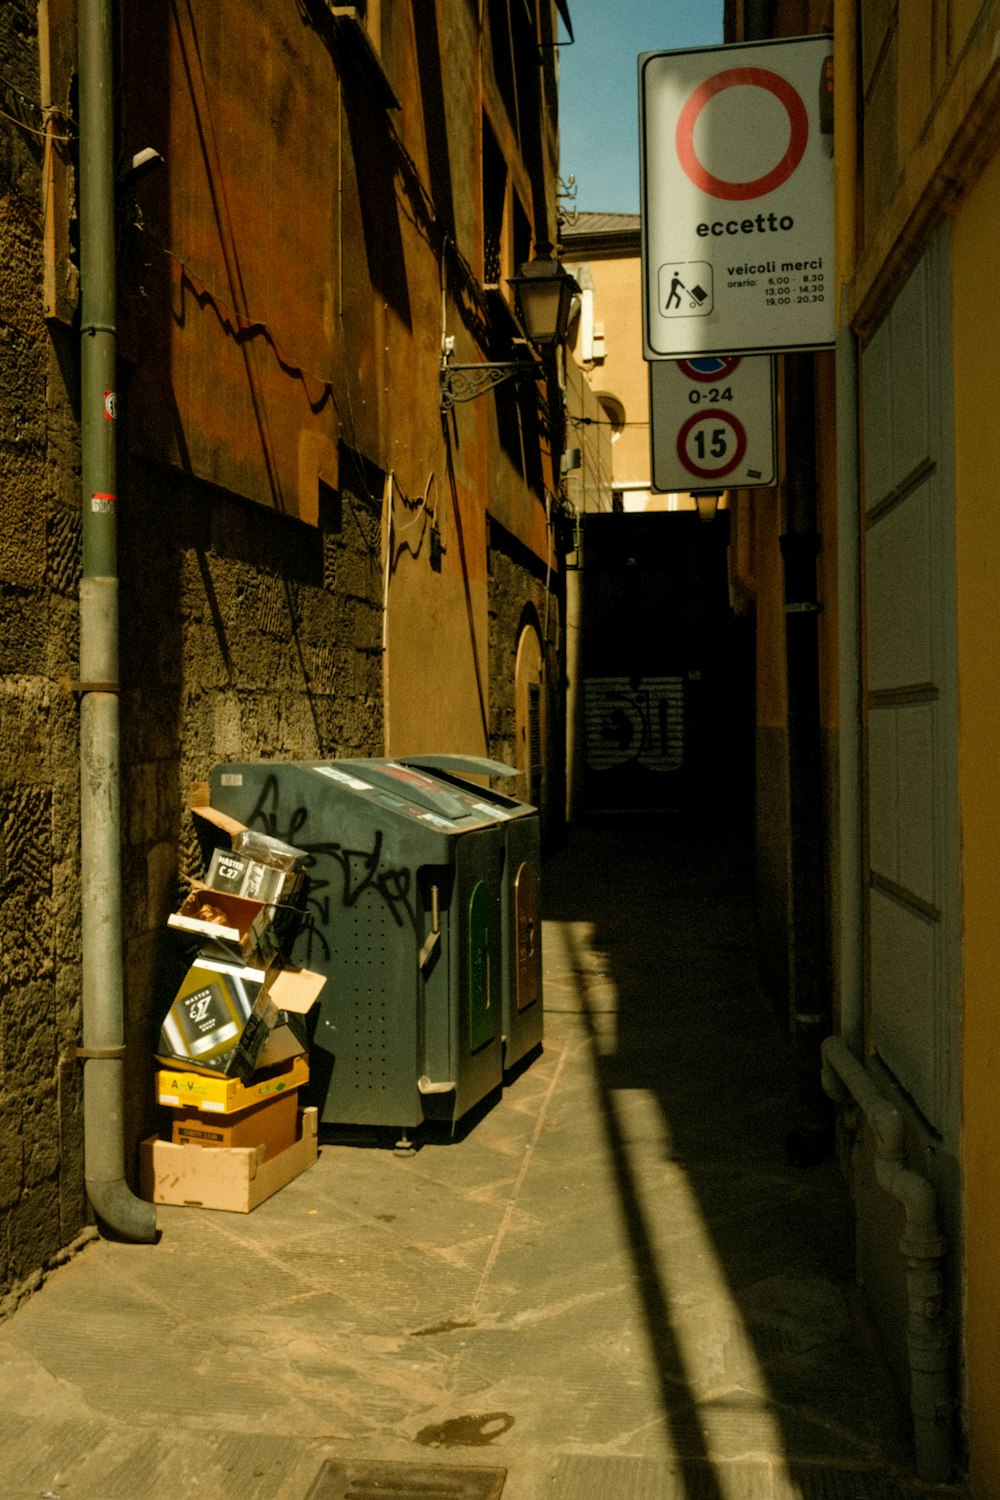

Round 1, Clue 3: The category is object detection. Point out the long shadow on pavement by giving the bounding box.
[542,814,917,1496]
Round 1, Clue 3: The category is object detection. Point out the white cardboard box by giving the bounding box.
[140,1107,319,1212]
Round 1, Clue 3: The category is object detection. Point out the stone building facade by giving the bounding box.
[0,0,568,1302]
[725,0,1000,1484]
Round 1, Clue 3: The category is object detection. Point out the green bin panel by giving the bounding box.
[514,861,540,1012]
[468,881,497,1053]
[401,755,544,1071]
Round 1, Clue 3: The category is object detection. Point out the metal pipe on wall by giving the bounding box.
[741,0,831,1164]
[833,0,864,1059]
[780,355,831,1160]
[821,1038,953,1482]
[742,0,776,39]
[78,0,157,1241]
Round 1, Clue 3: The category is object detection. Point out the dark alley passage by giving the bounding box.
[0,817,928,1500]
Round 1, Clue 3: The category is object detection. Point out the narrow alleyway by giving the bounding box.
[0,817,929,1500]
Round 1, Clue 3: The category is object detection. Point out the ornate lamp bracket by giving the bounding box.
[439,355,537,412]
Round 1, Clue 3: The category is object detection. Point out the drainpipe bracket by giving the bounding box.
[62,1045,127,1063]
[62,677,121,695]
[901,1231,947,1262]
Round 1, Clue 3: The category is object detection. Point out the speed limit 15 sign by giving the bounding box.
[649,354,776,492]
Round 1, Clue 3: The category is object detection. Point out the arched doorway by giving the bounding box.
[514,615,545,811]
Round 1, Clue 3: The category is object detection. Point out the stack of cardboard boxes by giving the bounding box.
[140,791,326,1212]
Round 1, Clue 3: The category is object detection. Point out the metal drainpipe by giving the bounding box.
[742,0,831,1164]
[743,0,776,39]
[821,1038,952,1482]
[78,0,157,1240]
[780,355,831,1160]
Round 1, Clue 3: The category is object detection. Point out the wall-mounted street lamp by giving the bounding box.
[507,251,580,346]
[440,251,580,412]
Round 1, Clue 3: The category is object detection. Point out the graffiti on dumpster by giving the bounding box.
[243,776,417,959]
[583,676,685,773]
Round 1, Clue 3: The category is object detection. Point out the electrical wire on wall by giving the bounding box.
[381,468,440,755]
[440,232,450,358]
[568,414,650,430]
[382,471,393,751]
[0,68,75,139]
[389,470,437,567]
[542,489,554,650]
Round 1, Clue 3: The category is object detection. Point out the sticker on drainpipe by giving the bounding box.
[91,493,116,513]
[104,391,117,419]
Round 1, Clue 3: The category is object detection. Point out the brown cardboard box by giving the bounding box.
[170,1089,299,1159]
[140,1108,319,1212]
[182,788,308,961]
[188,785,306,889]
[167,881,295,969]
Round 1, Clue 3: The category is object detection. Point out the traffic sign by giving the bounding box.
[649,354,776,492]
[640,36,834,359]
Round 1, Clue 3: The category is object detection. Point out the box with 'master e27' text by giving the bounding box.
[156,955,325,1084]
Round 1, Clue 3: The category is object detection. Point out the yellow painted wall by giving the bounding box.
[736,1,1000,1479]
[378,4,562,763]
[845,1,1000,1479]
[567,252,649,494]
[580,255,649,490]
[950,141,1000,1500]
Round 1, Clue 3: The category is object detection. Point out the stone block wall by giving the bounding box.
[2,339,386,1311]
[0,0,88,1310]
[0,0,386,1302]
[117,455,385,1158]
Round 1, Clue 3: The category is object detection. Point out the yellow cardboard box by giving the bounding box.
[156,1052,309,1115]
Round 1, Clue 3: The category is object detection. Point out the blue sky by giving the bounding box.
[558,0,725,215]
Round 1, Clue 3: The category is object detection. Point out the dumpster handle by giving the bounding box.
[419,1074,456,1095]
[418,885,441,970]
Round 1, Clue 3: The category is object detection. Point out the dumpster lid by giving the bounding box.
[322,761,480,822]
[402,757,533,817]
[402,754,518,779]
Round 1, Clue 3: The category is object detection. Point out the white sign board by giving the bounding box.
[640,35,834,359]
[650,355,776,492]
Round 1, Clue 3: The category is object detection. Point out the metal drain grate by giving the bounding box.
[304,1459,507,1500]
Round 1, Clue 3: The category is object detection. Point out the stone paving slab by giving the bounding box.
[0,820,955,1500]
